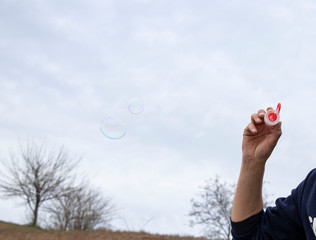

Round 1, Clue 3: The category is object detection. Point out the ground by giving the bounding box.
[0,221,210,240]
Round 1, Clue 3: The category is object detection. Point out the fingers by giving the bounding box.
[246,122,257,134]
[246,109,267,134]
[250,107,275,124]
[245,107,281,134]
[251,109,266,124]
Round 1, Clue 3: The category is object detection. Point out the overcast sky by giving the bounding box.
[1,0,316,236]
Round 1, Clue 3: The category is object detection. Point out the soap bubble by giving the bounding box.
[100,117,127,140]
[128,98,144,114]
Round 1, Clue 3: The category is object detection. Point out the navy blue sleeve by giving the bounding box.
[231,210,263,240]
[231,169,316,240]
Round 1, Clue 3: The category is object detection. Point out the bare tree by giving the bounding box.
[189,176,234,240]
[189,176,272,240]
[47,184,116,231]
[0,140,78,227]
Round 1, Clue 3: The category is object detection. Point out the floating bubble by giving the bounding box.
[100,117,127,140]
[128,98,144,114]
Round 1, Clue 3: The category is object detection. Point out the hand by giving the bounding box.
[242,108,282,164]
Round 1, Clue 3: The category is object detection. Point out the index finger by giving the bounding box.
[258,109,266,118]
[252,109,266,122]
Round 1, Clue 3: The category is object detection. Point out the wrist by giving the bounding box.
[242,155,267,167]
[241,157,266,175]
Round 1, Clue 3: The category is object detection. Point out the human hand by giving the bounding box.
[242,108,282,165]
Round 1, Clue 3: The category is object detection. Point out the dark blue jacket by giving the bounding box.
[231,169,316,240]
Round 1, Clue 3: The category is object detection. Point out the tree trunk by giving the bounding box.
[32,197,40,226]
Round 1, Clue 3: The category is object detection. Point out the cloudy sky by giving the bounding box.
[1,0,316,236]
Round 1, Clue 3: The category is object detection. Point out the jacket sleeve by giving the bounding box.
[231,169,315,240]
[231,210,263,240]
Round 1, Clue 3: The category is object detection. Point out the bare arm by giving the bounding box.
[231,108,282,222]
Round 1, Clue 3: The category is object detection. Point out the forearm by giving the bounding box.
[231,159,265,222]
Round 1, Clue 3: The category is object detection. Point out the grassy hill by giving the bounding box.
[0,221,208,240]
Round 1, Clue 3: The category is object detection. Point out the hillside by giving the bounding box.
[0,221,208,240]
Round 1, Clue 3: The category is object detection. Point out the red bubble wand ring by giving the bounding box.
[264,103,281,126]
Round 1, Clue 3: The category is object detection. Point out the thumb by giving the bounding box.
[269,121,282,146]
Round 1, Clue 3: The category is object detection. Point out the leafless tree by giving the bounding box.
[0,140,78,227]
[47,184,116,231]
[189,176,234,240]
[189,176,272,240]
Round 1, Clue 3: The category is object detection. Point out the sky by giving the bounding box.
[1,0,316,237]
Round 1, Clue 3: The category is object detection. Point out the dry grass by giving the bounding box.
[0,221,208,240]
